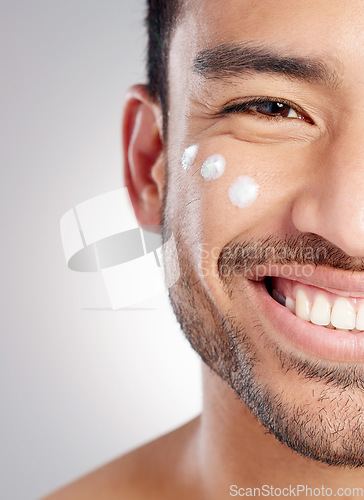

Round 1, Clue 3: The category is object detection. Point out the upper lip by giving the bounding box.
[246,264,364,298]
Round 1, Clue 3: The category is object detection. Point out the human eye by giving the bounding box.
[220,97,314,124]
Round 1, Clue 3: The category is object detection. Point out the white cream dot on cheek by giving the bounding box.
[201,154,226,181]
[229,176,259,208]
[182,144,199,170]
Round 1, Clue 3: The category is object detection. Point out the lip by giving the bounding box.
[246,276,364,362]
[246,264,364,298]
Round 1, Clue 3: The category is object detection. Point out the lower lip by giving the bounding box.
[248,279,364,362]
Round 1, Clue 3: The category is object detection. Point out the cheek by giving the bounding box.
[228,176,259,208]
[201,154,226,180]
[170,137,314,275]
[182,144,199,171]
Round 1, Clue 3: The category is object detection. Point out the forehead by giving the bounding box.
[170,0,364,82]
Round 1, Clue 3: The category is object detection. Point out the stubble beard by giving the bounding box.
[161,200,364,468]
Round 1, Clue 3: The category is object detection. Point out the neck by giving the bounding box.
[195,364,364,499]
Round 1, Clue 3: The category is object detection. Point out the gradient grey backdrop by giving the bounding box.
[0,2,202,498]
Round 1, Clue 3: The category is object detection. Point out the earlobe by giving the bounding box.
[122,84,164,228]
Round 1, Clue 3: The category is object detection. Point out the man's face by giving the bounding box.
[162,0,364,466]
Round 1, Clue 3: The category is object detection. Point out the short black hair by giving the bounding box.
[146,0,181,136]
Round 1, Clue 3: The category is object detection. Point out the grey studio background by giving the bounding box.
[0,2,202,499]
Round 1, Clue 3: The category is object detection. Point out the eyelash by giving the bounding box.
[219,97,314,124]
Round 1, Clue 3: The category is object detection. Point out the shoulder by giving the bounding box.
[42,416,201,500]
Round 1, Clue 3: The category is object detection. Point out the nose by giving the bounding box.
[292,121,364,257]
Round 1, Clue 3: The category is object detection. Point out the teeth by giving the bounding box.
[286,296,295,313]
[296,288,311,321]
[356,303,364,330]
[270,283,364,333]
[331,297,356,330]
[310,294,331,326]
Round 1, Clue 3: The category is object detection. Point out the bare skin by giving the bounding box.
[45,0,364,498]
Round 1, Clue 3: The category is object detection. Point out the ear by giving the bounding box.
[122,84,165,228]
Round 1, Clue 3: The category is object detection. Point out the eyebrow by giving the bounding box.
[192,42,341,89]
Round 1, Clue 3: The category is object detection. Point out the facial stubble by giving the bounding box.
[161,191,364,468]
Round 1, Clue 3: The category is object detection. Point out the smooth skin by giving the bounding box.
[45,1,364,498]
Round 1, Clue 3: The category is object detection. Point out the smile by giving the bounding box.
[265,276,364,332]
[245,265,364,362]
